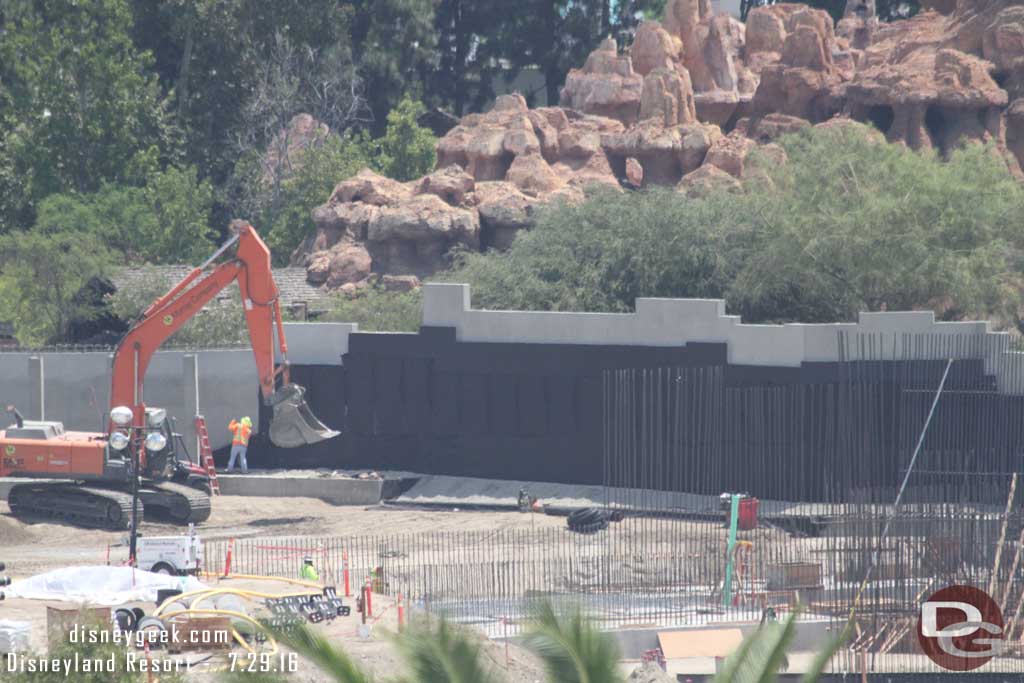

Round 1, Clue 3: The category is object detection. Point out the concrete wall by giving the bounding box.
[0,349,256,452]
[0,322,356,452]
[422,284,1015,384]
[0,288,1017,462]
[278,322,357,365]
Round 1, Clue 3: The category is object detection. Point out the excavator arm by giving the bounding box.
[110,224,338,449]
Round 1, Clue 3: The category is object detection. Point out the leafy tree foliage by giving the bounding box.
[233,99,435,263]
[739,0,919,21]
[446,127,1024,328]
[372,97,438,182]
[323,287,423,332]
[32,165,216,264]
[731,127,1024,325]
[0,228,112,345]
[131,0,357,184]
[492,1,665,107]
[0,0,177,232]
[443,187,745,313]
[345,0,438,134]
[252,133,373,263]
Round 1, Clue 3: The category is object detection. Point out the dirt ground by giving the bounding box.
[0,496,568,576]
[0,496,568,682]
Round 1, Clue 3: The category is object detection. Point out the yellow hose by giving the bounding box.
[148,574,331,661]
[154,587,312,618]
[199,572,322,590]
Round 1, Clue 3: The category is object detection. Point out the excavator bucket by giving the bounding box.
[268,384,340,448]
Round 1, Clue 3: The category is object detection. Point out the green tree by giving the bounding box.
[142,165,217,262]
[131,0,357,185]
[520,602,622,683]
[0,229,112,345]
[346,0,438,134]
[32,166,216,264]
[228,31,368,243]
[711,611,843,682]
[323,287,423,332]
[259,133,374,262]
[443,126,1024,328]
[739,0,919,22]
[442,187,744,313]
[0,0,177,231]
[374,97,438,182]
[497,1,665,108]
[730,127,1024,324]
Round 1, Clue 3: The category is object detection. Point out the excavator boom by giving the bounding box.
[110,224,338,450]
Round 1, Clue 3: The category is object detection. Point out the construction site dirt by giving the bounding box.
[0,496,557,682]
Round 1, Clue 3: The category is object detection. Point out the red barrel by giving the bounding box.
[738,497,759,530]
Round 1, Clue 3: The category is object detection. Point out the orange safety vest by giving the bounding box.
[229,420,251,446]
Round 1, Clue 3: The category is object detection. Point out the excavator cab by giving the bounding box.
[267,384,340,448]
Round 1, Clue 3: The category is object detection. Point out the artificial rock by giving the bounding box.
[297,0,1024,291]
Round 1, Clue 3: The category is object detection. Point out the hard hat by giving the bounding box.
[303,556,313,563]
[241,416,252,426]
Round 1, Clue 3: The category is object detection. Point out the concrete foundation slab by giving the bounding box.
[216,474,385,505]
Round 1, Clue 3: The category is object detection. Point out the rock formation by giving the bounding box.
[296,0,1024,291]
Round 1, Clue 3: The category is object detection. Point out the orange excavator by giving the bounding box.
[0,224,339,529]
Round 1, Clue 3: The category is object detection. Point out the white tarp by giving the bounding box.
[5,566,207,606]
[0,620,31,653]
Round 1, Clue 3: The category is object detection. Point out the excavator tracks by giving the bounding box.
[7,483,140,530]
[139,481,211,524]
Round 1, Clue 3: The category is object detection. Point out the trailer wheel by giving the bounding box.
[150,562,177,576]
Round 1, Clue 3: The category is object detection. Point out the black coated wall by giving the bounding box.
[246,327,725,479]
[606,360,1024,503]
[341,327,724,483]
[242,327,1023,501]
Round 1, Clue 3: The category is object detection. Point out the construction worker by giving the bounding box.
[301,556,319,582]
[227,416,252,473]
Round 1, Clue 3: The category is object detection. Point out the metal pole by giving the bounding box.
[722,493,740,607]
[129,439,141,565]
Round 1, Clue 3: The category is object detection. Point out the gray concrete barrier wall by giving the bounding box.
[0,349,259,451]
[0,292,1016,459]
[0,322,357,451]
[422,283,1018,391]
[278,322,357,365]
[0,354,38,421]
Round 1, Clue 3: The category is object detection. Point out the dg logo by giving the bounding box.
[918,585,1004,671]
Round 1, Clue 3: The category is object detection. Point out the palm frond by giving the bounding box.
[712,612,797,683]
[800,620,850,683]
[391,616,502,683]
[258,619,370,683]
[520,600,623,683]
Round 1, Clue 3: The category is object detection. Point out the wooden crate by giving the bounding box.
[765,562,822,590]
[167,616,233,653]
[47,606,111,648]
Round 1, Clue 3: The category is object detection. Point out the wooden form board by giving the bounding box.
[658,628,744,659]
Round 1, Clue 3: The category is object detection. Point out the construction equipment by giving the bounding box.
[136,525,204,576]
[0,224,339,529]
